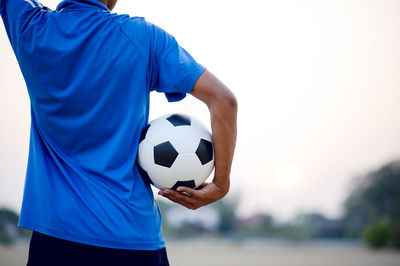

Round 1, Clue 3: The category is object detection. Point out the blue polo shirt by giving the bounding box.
[0,0,205,249]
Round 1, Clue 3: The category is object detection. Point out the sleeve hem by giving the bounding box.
[165,64,207,102]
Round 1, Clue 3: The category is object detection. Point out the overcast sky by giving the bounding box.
[1,0,400,221]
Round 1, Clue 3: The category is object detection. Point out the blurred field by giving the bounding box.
[1,242,400,266]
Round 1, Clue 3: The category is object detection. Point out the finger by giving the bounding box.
[163,189,196,208]
[163,194,192,209]
[176,186,200,198]
[165,189,193,201]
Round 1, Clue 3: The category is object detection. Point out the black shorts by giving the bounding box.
[27,231,170,266]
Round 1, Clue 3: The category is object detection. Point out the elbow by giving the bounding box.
[222,92,238,117]
[210,90,238,115]
[228,93,238,114]
[222,180,231,198]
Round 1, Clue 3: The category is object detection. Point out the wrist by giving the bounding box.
[212,178,230,197]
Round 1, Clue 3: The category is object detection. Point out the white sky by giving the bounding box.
[1,0,400,221]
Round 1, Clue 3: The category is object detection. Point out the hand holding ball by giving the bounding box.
[137,114,214,190]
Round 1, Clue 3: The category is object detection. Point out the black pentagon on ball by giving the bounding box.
[139,124,150,143]
[154,141,179,168]
[196,139,214,165]
[166,114,191,127]
[137,164,154,185]
[171,180,196,191]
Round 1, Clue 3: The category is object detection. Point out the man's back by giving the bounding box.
[19,2,149,173]
[1,0,205,250]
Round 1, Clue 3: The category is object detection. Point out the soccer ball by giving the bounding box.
[137,114,214,190]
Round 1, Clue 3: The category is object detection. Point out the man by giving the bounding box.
[0,0,237,265]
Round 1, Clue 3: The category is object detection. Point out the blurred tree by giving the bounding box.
[0,208,19,245]
[343,161,400,247]
[302,213,345,239]
[156,199,174,237]
[279,213,313,242]
[211,196,239,236]
[236,214,275,239]
[254,214,275,237]
[391,217,400,248]
[363,220,391,248]
[0,207,31,245]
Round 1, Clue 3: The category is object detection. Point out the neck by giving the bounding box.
[97,0,111,9]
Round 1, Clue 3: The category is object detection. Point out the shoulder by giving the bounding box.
[110,14,151,44]
[108,13,148,36]
[107,13,167,60]
[109,13,169,44]
[1,0,51,47]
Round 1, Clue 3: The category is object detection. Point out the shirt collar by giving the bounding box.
[57,0,110,12]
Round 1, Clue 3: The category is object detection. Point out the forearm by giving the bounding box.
[159,70,238,208]
[208,94,237,196]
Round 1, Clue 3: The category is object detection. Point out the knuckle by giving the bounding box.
[169,195,179,202]
[167,195,175,201]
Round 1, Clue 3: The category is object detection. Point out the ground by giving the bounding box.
[0,242,399,266]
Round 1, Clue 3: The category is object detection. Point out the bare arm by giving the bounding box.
[159,70,238,209]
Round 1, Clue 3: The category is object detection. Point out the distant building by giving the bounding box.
[304,213,346,238]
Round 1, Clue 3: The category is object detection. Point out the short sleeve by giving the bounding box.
[0,0,49,49]
[147,22,206,102]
